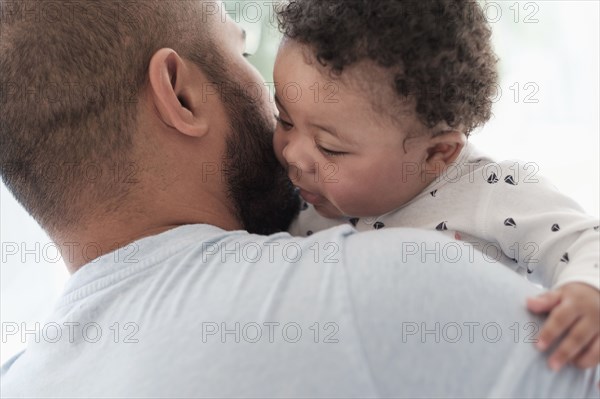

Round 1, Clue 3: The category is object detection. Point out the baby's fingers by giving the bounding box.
[527,291,561,314]
[548,319,596,371]
[573,335,600,369]
[536,303,579,352]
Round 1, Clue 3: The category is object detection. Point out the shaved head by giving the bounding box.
[0,0,219,232]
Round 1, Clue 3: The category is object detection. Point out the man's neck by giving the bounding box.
[53,200,241,274]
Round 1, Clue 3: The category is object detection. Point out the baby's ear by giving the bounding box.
[423,130,466,173]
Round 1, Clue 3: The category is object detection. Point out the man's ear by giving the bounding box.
[148,48,209,138]
[423,131,467,173]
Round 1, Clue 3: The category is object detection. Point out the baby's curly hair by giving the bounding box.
[277,0,499,135]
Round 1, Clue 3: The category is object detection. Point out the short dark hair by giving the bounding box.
[0,0,218,232]
[277,0,498,135]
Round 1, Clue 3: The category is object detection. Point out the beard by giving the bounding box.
[221,84,300,235]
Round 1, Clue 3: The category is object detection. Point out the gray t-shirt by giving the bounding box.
[1,224,598,398]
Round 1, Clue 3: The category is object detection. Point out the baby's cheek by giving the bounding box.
[322,178,360,214]
[328,173,396,217]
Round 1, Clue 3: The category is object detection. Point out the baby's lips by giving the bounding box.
[298,188,323,205]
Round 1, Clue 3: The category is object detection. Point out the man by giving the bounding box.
[0,1,597,397]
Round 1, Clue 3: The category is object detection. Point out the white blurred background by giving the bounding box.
[1,0,598,364]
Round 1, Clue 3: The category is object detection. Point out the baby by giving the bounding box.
[272,1,599,371]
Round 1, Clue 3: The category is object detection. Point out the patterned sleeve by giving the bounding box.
[482,160,599,290]
[288,201,350,237]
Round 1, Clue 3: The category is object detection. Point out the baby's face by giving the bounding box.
[273,40,434,218]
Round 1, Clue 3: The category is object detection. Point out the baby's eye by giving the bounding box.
[317,145,347,157]
[243,52,252,59]
[275,114,294,131]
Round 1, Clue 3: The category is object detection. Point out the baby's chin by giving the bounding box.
[313,202,346,219]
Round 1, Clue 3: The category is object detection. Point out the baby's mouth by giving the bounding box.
[296,187,324,205]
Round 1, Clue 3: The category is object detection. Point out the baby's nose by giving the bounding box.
[282,138,316,178]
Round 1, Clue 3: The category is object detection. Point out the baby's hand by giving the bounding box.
[527,282,600,371]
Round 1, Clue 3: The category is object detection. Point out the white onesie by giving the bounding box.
[289,143,600,290]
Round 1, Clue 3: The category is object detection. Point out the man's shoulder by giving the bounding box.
[1,350,25,378]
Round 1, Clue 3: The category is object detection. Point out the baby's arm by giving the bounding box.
[483,161,599,369]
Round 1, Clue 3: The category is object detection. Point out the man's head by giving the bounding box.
[272,0,498,218]
[0,0,298,242]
